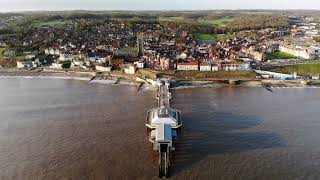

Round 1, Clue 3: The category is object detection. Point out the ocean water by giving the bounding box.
[1,78,320,180]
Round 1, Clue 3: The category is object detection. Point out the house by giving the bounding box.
[59,53,76,61]
[159,57,171,70]
[177,52,187,60]
[124,64,136,74]
[113,48,138,57]
[95,65,112,72]
[212,64,219,71]
[199,61,212,71]
[50,63,63,69]
[309,46,320,59]
[17,61,33,69]
[177,61,199,71]
[110,59,125,67]
[242,47,266,61]
[24,52,36,59]
[134,61,145,69]
[279,45,310,59]
[45,48,60,55]
[4,50,16,57]
[220,60,251,71]
[89,56,107,63]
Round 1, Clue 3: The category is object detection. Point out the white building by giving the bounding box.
[212,65,219,71]
[309,46,320,59]
[4,50,16,57]
[279,45,320,59]
[50,63,63,69]
[134,61,145,69]
[159,57,171,70]
[95,65,112,72]
[279,45,309,59]
[26,54,36,59]
[59,54,75,61]
[177,52,187,60]
[199,62,211,71]
[177,61,199,71]
[45,48,60,55]
[124,65,136,74]
[221,61,251,71]
[17,61,33,69]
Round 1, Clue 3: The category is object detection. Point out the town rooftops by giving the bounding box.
[110,58,125,66]
[200,61,212,66]
[177,61,199,66]
[220,60,250,65]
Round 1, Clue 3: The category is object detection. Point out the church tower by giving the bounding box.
[137,33,144,57]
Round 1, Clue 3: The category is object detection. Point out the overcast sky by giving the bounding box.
[0,0,319,12]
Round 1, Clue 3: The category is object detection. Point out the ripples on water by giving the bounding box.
[1,78,320,180]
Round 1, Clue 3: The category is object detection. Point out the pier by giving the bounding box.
[157,80,172,108]
[146,79,182,178]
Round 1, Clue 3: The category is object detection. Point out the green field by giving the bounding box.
[159,16,185,22]
[0,48,5,58]
[199,17,233,26]
[267,51,296,59]
[160,16,233,27]
[193,33,218,41]
[14,55,27,61]
[273,64,320,76]
[193,32,237,41]
[33,20,66,27]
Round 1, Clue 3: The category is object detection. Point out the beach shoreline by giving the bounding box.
[1,68,320,88]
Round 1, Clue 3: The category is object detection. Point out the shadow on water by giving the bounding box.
[170,110,286,176]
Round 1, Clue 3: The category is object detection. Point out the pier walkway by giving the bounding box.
[157,79,172,108]
[146,79,182,178]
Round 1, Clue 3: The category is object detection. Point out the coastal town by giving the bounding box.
[1,11,320,81]
[2,2,320,179]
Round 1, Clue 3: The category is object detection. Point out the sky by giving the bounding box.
[0,0,320,12]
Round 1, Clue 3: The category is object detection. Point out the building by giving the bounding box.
[95,65,112,72]
[16,61,33,69]
[177,61,199,71]
[134,61,145,69]
[45,48,60,55]
[113,48,138,57]
[212,64,219,71]
[242,47,266,61]
[110,59,125,67]
[59,53,76,61]
[23,51,37,59]
[137,34,144,57]
[50,63,63,69]
[220,60,251,71]
[159,57,171,70]
[124,65,136,74]
[4,50,16,57]
[89,56,107,63]
[199,61,212,71]
[177,52,187,60]
[279,45,311,59]
[309,46,320,59]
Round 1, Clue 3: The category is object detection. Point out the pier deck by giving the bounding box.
[157,80,172,108]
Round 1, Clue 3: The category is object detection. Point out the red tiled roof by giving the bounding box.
[220,60,249,65]
[111,59,124,66]
[178,61,199,66]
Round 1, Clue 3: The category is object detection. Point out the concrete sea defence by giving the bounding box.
[1,68,320,88]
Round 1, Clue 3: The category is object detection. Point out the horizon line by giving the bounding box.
[1,8,320,13]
